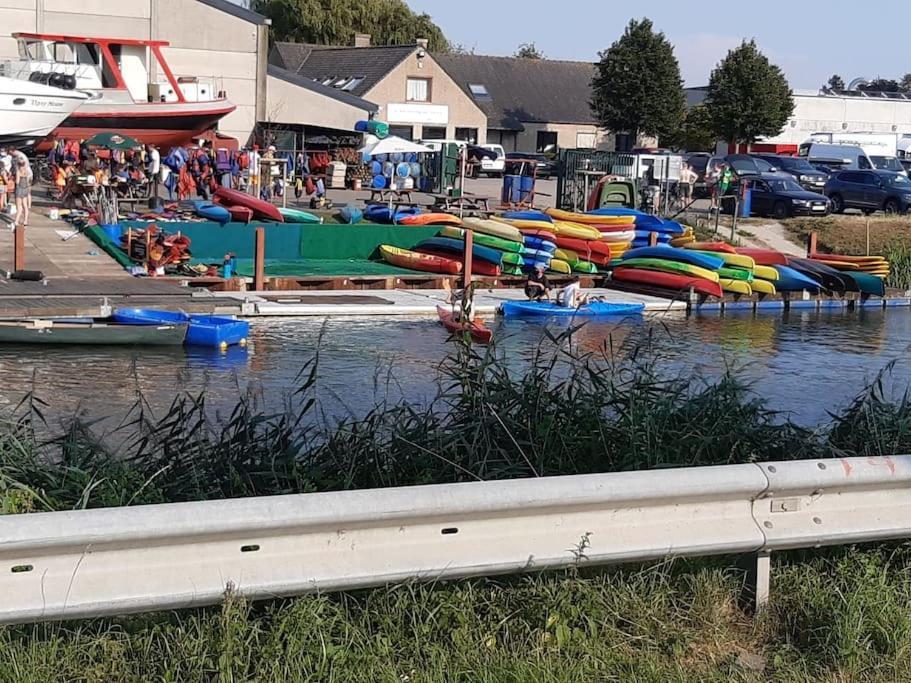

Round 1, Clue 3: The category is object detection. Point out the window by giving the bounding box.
[536,131,557,153]
[341,76,364,91]
[615,133,633,152]
[455,127,478,144]
[389,125,414,141]
[468,83,489,99]
[422,126,446,140]
[406,77,430,102]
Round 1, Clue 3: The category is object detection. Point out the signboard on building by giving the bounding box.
[387,103,449,125]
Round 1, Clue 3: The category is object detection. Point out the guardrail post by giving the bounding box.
[253,227,265,291]
[740,551,771,611]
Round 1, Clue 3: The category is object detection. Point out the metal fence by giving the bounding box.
[556,149,636,210]
[2,456,911,623]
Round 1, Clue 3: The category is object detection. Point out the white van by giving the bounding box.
[797,143,875,172]
[805,134,905,175]
[479,144,505,177]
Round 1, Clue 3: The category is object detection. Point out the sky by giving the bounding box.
[399,0,910,90]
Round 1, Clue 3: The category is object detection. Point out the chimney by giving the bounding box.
[416,38,429,50]
[354,33,371,48]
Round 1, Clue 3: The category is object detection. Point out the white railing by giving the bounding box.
[1,456,911,624]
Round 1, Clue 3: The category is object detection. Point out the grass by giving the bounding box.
[785,214,911,256]
[4,331,911,678]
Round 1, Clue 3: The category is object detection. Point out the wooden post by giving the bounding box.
[807,231,818,257]
[462,228,473,289]
[13,225,24,271]
[649,231,658,247]
[254,226,265,291]
[865,217,871,256]
[145,229,151,272]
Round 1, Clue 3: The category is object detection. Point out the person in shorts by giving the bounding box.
[525,263,551,301]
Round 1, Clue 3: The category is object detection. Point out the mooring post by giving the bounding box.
[740,550,771,612]
[13,225,24,272]
[807,231,818,256]
[649,231,658,247]
[253,226,265,292]
[462,228,473,289]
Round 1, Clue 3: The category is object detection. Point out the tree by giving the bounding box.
[663,104,717,152]
[704,40,793,145]
[590,18,685,144]
[252,0,450,52]
[514,42,544,59]
[859,78,900,93]
[825,74,845,92]
[900,74,911,93]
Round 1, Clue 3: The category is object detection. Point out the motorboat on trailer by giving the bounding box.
[0,32,236,148]
[0,75,87,147]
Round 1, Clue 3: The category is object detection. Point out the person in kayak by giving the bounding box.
[557,276,589,308]
[525,263,551,301]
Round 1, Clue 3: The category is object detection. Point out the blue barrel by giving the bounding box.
[383,162,394,177]
[391,152,403,163]
[396,162,411,178]
[502,175,516,203]
[405,152,418,163]
[410,162,421,177]
[741,186,752,217]
[519,175,534,203]
[370,160,383,175]
[100,224,123,242]
[377,153,388,163]
[372,175,387,189]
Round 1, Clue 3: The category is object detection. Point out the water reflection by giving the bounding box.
[0,308,907,428]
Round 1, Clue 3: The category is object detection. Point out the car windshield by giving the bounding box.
[767,178,805,193]
[728,158,757,173]
[882,173,911,187]
[687,156,709,171]
[779,157,816,171]
[871,156,904,172]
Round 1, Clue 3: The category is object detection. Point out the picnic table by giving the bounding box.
[367,188,414,205]
[429,192,491,213]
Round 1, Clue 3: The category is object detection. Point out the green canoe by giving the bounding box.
[572,260,599,274]
[278,207,323,224]
[621,257,719,282]
[438,226,525,254]
[718,267,754,282]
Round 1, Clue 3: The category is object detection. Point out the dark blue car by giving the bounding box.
[824,170,911,214]
[748,174,830,218]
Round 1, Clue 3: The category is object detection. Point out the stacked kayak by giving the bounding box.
[582,207,686,248]
[278,207,323,224]
[808,252,890,279]
[214,187,283,223]
[379,245,462,275]
[500,300,645,317]
[431,218,528,275]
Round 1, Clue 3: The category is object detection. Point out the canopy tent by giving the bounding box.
[359,135,433,156]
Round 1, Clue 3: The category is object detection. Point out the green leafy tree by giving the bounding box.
[252,0,450,52]
[590,18,685,143]
[825,74,845,91]
[900,73,911,93]
[705,40,793,145]
[514,42,544,59]
[663,104,717,152]
[860,78,900,93]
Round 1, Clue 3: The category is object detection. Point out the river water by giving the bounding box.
[0,307,909,431]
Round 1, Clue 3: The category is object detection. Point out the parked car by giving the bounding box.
[724,154,777,176]
[505,152,557,179]
[751,154,828,192]
[824,170,911,214]
[479,144,505,177]
[798,143,875,172]
[748,174,830,218]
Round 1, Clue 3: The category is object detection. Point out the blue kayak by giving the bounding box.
[634,230,671,241]
[522,256,552,268]
[364,204,421,224]
[501,300,645,317]
[773,265,824,292]
[621,246,725,270]
[524,236,557,252]
[501,210,552,223]
[194,201,230,225]
[416,237,505,265]
[523,247,555,261]
[587,207,683,234]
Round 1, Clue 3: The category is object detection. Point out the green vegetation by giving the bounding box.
[591,18,686,143]
[252,0,450,52]
[514,42,545,59]
[705,40,794,145]
[4,332,911,678]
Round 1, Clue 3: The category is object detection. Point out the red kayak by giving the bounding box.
[226,205,253,223]
[214,186,284,223]
[683,241,737,254]
[612,266,724,298]
[436,306,493,344]
[733,247,789,266]
[519,227,556,239]
[554,236,614,259]
[380,245,462,275]
[415,247,502,276]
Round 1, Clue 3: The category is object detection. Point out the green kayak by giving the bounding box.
[572,260,599,274]
[438,226,525,254]
[845,272,886,297]
[620,257,719,282]
[718,267,754,282]
[278,207,323,224]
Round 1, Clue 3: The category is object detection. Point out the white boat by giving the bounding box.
[0,75,87,147]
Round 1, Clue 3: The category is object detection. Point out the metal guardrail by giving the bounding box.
[2,456,910,624]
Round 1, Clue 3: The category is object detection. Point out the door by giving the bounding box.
[749,180,772,216]
[839,173,864,206]
[862,173,885,209]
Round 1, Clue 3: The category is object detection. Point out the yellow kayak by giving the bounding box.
[461,217,523,242]
[490,216,555,232]
[548,258,572,274]
[552,221,603,240]
[752,265,780,281]
[719,279,752,295]
[750,279,776,295]
[670,236,695,247]
[545,208,636,226]
[554,248,580,264]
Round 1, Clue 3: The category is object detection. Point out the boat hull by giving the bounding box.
[500,300,645,317]
[0,319,186,345]
[436,306,493,344]
[0,76,87,145]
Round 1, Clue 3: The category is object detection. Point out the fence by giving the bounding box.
[556,149,636,210]
[2,456,911,624]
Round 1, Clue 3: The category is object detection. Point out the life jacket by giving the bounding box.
[215,148,231,172]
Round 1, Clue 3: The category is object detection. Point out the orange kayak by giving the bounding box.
[683,241,737,253]
[398,213,462,226]
[379,245,462,275]
[436,306,493,344]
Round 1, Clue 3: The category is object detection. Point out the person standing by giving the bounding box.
[13,157,31,227]
[679,163,696,204]
[147,144,161,198]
